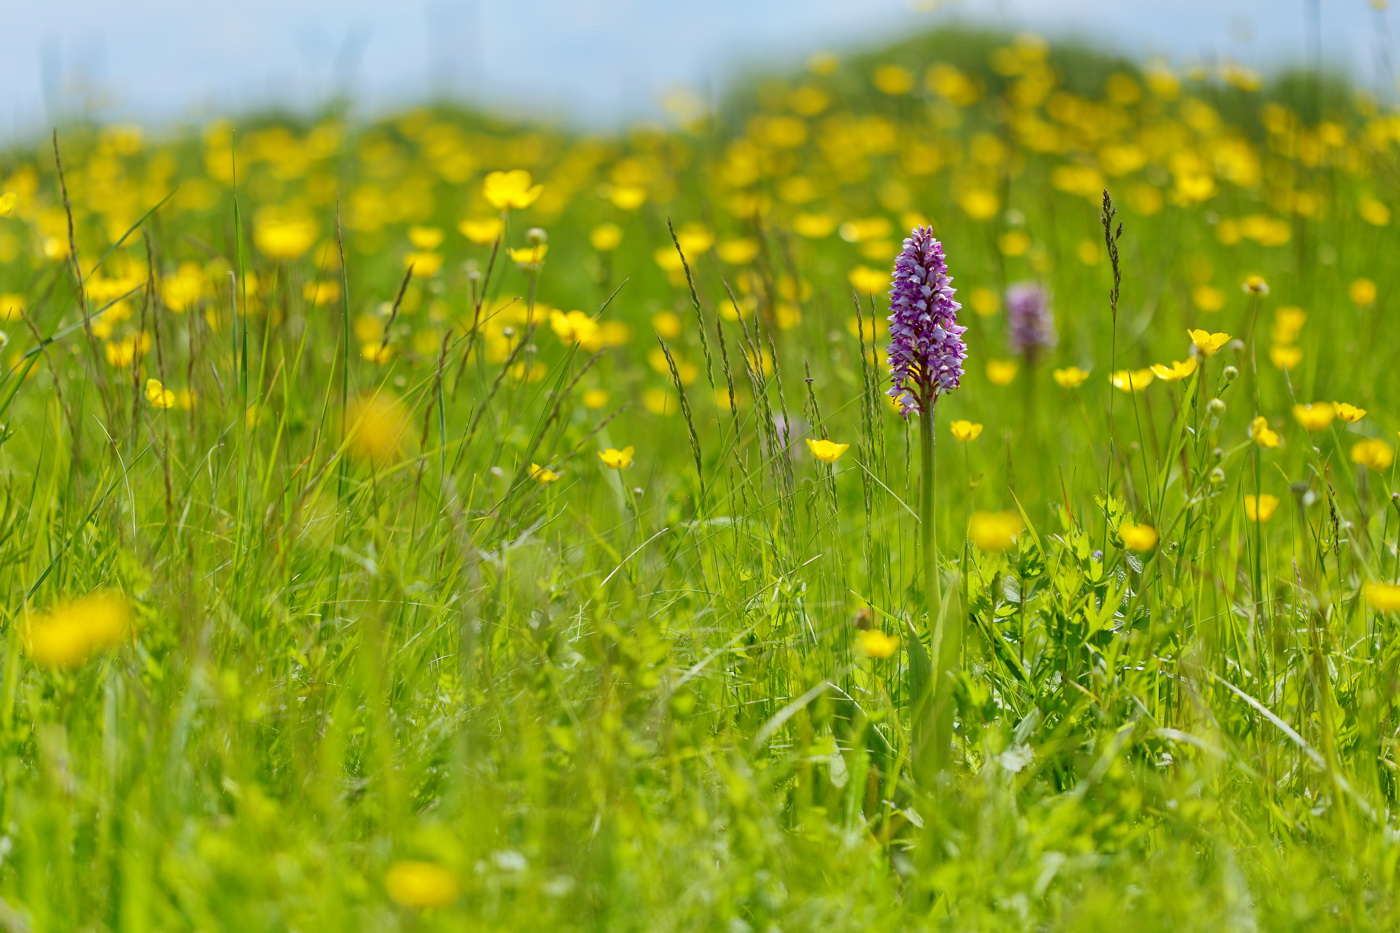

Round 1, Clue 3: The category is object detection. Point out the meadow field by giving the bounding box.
[2,24,1400,930]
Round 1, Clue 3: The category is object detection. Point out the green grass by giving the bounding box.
[0,24,1398,931]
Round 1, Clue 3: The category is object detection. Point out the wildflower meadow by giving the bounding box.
[4,23,1400,931]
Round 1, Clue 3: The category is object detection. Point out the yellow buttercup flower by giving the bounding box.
[598,446,635,469]
[385,860,459,909]
[1333,402,1367,423]
[145,378,175,409]
[1244,494,1279,522]
[1351,438,1395,472]
[1053,366,1090,388]
[21,591,133,669]
[1109,368,1155,392]
[1149,358,1198,381]
[1249,415,1280,448]
[1119,521,1159,552]
[482,169,543,210]
[1292,403,1335,431]
[549,309,600,346]
[968,511,1024,551]
[806,438,850,463]
[857,629,900,659]
[530,463,561,483]
[1364,582,1400,612]
[950,420,983,441]
[1188,329,1231,356]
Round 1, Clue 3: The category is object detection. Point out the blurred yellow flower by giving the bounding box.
[1350,277,1377,306]
[1150,358,1197,381]
[21,591,133,669]
[950,420,983,441]
[509,244,548,267]
[145,378,175,409]
[530,463,561,483]
[968,510,1024,551]
[0,293,23,321]
[608,185,647,210]
[998,230,1030,256]
[1272,307,1306,343]
[549,309,599,345]
[872,64,914,95]
[1192,285,1225,312]
[857,629,900,659]
[361,342,393,364]
[1110,368,1154,392]
[1053,366,1090,388]
[1244,494,1279,522]
[1119,521,1159,552]
[1269,345,1303,370]
[643,387,674,415]
[404,251,443,278]
[254,212,317,261]
[792,213,837,238]
[958,189,1000,220]
[1292,403,1335,430]
[1360,197,1391,225]
[717,238,760,265]
[459,217,504,244]
[482,169,543,209]
[303,280,341,306]
[1249,415,1280,448]
[1351,438,1395,472]
[986,359,1018,385]
[345,392,411,466]
[1364,582,1400,612]
[590,223,623,251]
[385,860,459,909]
[598,446,635,469]
[407,226,444,250]
[806,438,849,462]
[969,287,999,316]
[1241,275,1269,295]
[848,266,887,294]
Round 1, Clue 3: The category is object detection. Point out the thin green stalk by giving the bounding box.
[920,403,953,773]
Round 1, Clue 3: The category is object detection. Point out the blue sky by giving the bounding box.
[0,0,1385,138]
